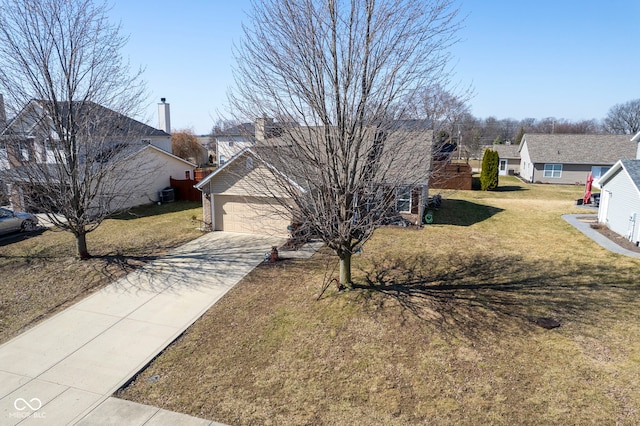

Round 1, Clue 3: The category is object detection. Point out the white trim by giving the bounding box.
[543,163,562,178]
[195,147,306,193]
[124,144,197,168]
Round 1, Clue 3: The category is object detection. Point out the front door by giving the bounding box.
[499,159,507,176]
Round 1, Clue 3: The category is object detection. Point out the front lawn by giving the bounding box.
[117,178,640,424]
[0,201,204,344]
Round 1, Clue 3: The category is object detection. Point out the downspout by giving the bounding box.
[210,181,215,231]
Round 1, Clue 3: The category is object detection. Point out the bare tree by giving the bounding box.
[172,128,204,164]
[406,83,471,218]
[230,0,461,287]
[0,0,146,259]
[603,99,640,135]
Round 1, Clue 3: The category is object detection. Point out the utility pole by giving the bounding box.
[457,123,462,160]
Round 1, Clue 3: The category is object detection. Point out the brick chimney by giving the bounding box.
[158,98,171,134]
[255,116,273,142]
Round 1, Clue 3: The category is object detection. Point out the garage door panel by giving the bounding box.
[214,195,291,236]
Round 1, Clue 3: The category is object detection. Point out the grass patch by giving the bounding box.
[117,177,640,424]
[0,201,204,343]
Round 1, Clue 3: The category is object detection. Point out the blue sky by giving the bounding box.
[111,0,640,135]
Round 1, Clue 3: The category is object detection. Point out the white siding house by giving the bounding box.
[596,159,640,245]
[106,145,197,211]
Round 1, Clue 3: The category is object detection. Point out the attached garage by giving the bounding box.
[214,195,292,236]
[195,149,297,237]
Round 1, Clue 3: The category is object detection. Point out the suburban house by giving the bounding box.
[208,122,258,167]
[493,143,521,176]
[195,119,436,235]
[195,147,295,236]
[595,132,640,245]
[0,97,196,212]
[518,134,636,185]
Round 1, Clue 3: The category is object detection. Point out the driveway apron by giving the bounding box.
[0,232,283,425]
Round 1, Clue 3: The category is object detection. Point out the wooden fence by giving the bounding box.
[431,162,473,190]
[168,168,212,202]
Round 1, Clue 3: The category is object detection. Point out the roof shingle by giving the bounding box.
[521,134,636,164]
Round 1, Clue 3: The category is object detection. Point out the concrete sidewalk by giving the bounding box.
[563,214,640,258]
[0,232,286,425]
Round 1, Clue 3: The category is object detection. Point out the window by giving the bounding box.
[219,155,226,166]
[18,142,29,161]
[396,187,412,213]
[543,163,562,178]
[591,166,610,180]
[246,156,254,170]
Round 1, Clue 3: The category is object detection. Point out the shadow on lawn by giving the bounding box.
[433,199,504,226]
[494,185,528,192]
[109,200,201,221]
[0,227,47,248]
[354,252,640,340]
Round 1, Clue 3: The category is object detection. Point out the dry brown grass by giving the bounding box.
[0,201,204,343]
[117,177,640,425]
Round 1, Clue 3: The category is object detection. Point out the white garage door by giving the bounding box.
[214,195,292,236]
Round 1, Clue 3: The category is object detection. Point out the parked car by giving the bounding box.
[0,207,39,235]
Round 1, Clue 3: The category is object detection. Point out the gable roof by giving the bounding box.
[194,147,305,193]
[518,134,636,164]
[492,144,520,159]
[597,159,640,192]
[128,144,196,167]
[1,99,168,139]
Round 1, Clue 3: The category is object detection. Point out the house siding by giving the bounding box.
[598,168,640,243]
[106,147,195,210]
[519,141,533,182]
[208,158,290,198]
[531,163,593,185]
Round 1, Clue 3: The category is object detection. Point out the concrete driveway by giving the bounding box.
[0,232,283,425]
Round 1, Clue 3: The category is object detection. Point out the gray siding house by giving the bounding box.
[493,144,520,176]
[518,134,636,185]
[596,159,640,245]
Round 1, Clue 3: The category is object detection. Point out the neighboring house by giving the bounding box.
[0,98,195,211]
[595,159,640,245]
[594,131,640,244]
[106,144,197,210]
[196,119,436,235]
[518,134,636,185]
[493,144,521,176]
[209,122,256,167]
[195,148,295,236]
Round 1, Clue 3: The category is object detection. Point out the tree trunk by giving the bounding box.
[339,253,352,289]
[76,231,91,260]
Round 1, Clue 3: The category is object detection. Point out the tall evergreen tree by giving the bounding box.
[480,149,499,191]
